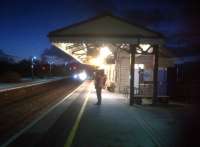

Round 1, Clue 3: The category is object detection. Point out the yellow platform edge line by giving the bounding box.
[64,83,92,147]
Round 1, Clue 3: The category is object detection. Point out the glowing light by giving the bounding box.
[73,74,78,79]
[135,64,144,69]
[100,46,112,58]
[78,71,87,81]
[89,46,113,67]
[90,57,99,65]
[139,44,151,51]
[31,56,37,63]
[89,56,104,66]
[136,49,142,54]
[147,47,154,53]
[66,43,74,47]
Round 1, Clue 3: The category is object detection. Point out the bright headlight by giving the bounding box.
[78,72,87,81]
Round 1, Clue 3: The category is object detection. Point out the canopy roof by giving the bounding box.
[48,14,168,63]
[48,14,163,43]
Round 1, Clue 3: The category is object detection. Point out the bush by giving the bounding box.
[0,71,21,83]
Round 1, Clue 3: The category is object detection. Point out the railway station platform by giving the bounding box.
[72,83,186,147]
[2,81,189,147]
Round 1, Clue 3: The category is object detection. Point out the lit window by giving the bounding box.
[135,64,144,69]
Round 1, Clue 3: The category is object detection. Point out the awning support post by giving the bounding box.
[153,45,159,104]
[130,44,136,105]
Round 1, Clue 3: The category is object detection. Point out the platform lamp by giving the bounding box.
[31,56,37,80]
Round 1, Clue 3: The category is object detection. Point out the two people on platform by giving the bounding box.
[94,70,107,105]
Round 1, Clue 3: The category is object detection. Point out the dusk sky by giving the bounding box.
[0,0,199,58]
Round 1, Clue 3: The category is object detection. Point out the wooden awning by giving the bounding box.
[48,14,169,63]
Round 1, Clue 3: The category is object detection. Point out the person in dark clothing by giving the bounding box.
[94,70,104,105]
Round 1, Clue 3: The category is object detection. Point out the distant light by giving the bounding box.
[32,56,37,62]
[139,44,151,51]
[78,71,87,81]
[89,46,112,67]
[135,64,144,69]
[73,74,78,79]
[100,46,112,58]
[89,56,102,66]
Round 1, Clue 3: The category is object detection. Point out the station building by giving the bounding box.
[48,14,174,105]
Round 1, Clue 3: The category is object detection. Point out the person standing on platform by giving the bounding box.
[94,70,105,105]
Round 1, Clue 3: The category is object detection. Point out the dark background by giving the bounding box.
[0,0,199,58]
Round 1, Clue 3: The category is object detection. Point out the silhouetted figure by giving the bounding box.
[94,70,104,105]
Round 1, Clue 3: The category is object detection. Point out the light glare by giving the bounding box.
[78,71,87,81]
[100,46,112,58]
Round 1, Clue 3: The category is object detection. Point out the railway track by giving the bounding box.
[0,79,81,144]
